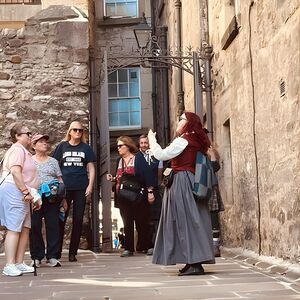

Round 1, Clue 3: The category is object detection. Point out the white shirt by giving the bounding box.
[148,136,188,161]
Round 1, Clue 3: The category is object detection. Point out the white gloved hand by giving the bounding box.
[147,129,157,146]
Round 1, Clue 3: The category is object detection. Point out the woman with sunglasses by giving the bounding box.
[0,123,40,276]
[52,121,96,262]
[107,136,155,257]
[148,112,215,276]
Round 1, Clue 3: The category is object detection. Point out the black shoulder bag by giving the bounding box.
[118,159,145,204]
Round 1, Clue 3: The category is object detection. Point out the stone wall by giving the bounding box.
[0,5,91,253]
[209,0,300,261]
[152,0,300,262]
[0,5,90,153]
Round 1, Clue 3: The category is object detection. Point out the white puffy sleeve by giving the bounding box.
[148,135,188,161]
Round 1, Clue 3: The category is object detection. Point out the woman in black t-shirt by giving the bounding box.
[52,121,96,262]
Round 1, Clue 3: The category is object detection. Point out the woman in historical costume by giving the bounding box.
[148,112,215,276]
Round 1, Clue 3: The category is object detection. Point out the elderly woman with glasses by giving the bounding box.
[52,121,96,262]
[107,136,155,257]
[0,123,40,276]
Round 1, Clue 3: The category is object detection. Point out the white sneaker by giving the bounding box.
[47,258,61,267]
[15,262,34,274]
[3,264,22,276]
[30,259,41,268]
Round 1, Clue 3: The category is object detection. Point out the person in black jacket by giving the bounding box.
[107,136,155,257]
[206,146,224,257]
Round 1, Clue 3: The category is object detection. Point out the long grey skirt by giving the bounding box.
[153,171,215,265]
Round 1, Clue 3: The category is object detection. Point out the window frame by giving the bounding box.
[103,0,138,18]
[108,67,142,130]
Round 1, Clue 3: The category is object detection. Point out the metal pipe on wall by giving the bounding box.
[204,46,213,141]
[89,46,100,252]
[150,0,158,133]
[199,0,213,141]
[175,0,184,116]
[160,26,170,146]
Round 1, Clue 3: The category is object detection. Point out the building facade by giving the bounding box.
[152,0,300,263]
[209,0,300,261]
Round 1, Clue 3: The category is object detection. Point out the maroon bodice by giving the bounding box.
[171,133,207,174]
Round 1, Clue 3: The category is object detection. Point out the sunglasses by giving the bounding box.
[117,144,126,149]
[18,132,32,137]
[71,128,83,133]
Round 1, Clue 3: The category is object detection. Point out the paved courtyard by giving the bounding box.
[1,249,300,300]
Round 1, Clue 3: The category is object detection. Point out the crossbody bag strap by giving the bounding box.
[0,152,10,186]
[121,158,125,174]
[0,146,26,186]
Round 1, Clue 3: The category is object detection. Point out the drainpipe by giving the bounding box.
[199,0,209,51]
[175,0,184,116]
[160,26,170,146]
[199,0,213,141]
[204,46,213,141]
[150,0,157,133]
[89,46,100,253]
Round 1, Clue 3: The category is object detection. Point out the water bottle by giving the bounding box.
[50,185,58,195]
[59,206,65,222]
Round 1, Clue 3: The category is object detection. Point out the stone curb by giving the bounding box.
[221,247,300,283]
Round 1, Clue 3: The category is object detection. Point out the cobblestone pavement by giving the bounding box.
[1,249,300,300]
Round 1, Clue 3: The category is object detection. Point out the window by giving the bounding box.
[104,0,138,17]
[108,67,141,129]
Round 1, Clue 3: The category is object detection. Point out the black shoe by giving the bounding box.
[214,246,221,257]
[178,264,205,276]
[120,250,133,257]
[69,254,77,262]
[179,264,191,273]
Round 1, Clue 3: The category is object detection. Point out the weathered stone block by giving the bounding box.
[4,48,17,56]
[67,64,88,79]
[57,49,72,62]
[0,90,13,100]
[25,45,47,60]
[7,39,24,48]
[55,22,88,49]
[31,5,79,23]
[9,55,22,64]
[73,49,89,63]
[0,72,10,80]
[0,80,16,88]
[6,112,18,119]
[3,29,17,39]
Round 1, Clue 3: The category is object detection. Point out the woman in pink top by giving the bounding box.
[0,123,40,277]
